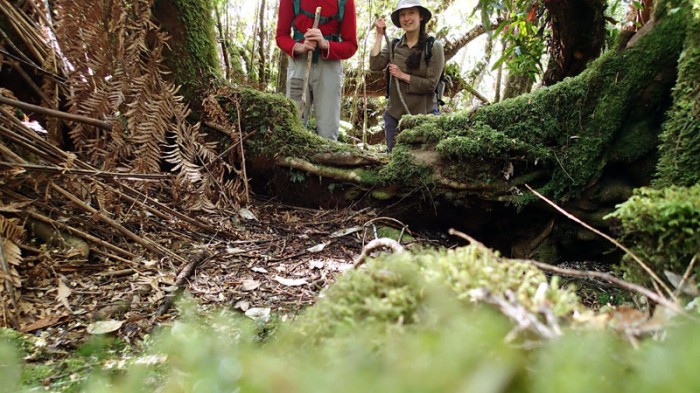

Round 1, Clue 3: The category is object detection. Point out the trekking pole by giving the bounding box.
[379,17,410,115]
[301,7,322,121]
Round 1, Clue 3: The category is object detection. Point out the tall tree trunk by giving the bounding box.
[215,5,231,80]
[152,0,222,107]
[257,0,267,85]
[542,0,606,86]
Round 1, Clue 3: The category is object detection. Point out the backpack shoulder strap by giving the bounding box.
[424,36,435,64]
[338,0,346,22]
[293,0,301,17]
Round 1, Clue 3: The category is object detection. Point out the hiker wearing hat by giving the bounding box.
[369,0,444,152]
[276,0,358,141]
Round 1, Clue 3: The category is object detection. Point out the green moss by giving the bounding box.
[219,87,353,159]
[609,118,660,162]
[374,226,415,242]
[286,243,581,346]
[154,0,222,104]
[436,121,552,161]
[605,184,700,285]
[377,145,434,186]
[654,1,700,187]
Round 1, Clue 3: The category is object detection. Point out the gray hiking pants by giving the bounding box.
[286,57,343,141]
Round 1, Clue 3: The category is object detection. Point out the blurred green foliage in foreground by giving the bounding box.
[2,248,700,392]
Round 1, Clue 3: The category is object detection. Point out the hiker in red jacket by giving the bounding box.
[276,0,358,141]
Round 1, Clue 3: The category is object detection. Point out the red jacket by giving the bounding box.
[276,0,358,61]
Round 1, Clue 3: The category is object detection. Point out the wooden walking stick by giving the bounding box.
[301,6,322,121]
[378,17,410,115]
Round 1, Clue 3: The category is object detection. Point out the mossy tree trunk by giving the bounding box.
[151,0,222,108]
[653,1,700,187]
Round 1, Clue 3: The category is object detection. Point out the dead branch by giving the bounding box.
[26,210,136,260]
[276,157,373,184]
[449,227,684,315]
[469,287,561,339]
[234,100,250,204]
[524,260,683,314]
[155,252,213,317]
[0,234,20,329]
[50,183,185,264]
[0,162,168,180]
[525,185,674,298]
[463,83,490,104]
[0,94,112,130]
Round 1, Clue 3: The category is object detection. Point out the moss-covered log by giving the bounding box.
[206,0,690,261]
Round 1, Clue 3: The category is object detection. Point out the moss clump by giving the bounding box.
[286,243,581,346]
[421,245,581,317]
[605,184,700,284]
[608,118,661,163]
[653,1,700,187]
[377,144,435,186]
[287,257,426,344]
[436,121,552,162]
[217,87,357,160]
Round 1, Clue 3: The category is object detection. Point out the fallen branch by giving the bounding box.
[463,83,490,104]
[0,162,168,180]
[523,259,683,314]
[449,228,684,315]
[51,183,185,264]
[276,156,374,185]
[524,184,674,298]
[155,252,213,317]
[26,210,136,259]
[0,94,112,130]
[0,234,20,329]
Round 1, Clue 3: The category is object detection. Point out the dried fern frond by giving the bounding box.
[0,215,24,290]
[52,0,246,211]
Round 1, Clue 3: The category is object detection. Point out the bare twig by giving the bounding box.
[524,260,683,314]
[26,210,136,259]
[0,162,168,179]
[524,184,674,298]
[50,183,185,264]
[353,237,405,268]
[234,99,250,204]
[673,254,698,298]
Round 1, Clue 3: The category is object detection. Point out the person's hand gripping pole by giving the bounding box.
[301,7,322,121]
[374,14,410,115]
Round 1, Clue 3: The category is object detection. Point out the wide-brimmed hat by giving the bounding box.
[390,0,432,28]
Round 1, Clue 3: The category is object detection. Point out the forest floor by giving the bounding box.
[2,195,466,390]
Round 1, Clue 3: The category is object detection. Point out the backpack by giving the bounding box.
[291,0,346,42]
[386,36,449,109]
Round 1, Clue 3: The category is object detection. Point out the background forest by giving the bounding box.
[0,0,699,391]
